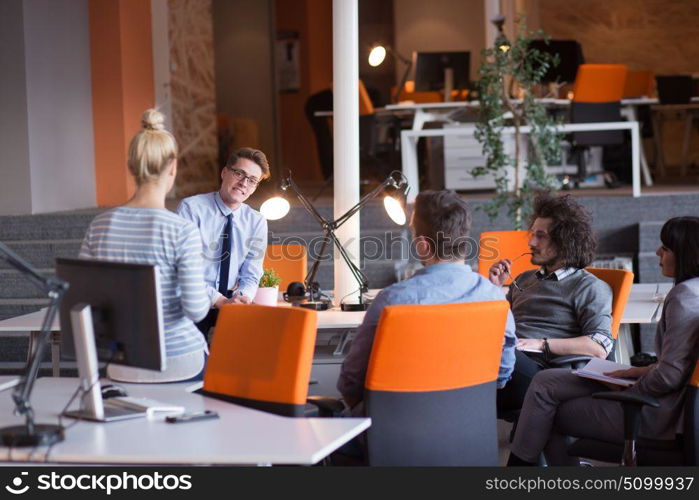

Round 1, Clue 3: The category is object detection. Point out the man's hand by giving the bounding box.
[229,294,251,304]
[213,295,229,309]
[604,365,653,379]
[489,259,512,287]
[516,338,544,352]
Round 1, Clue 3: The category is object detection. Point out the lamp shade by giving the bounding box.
[368,45,387,67]
[383,195,406,225]
[260,196,290,220]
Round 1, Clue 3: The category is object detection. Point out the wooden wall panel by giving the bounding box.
[168,0,220,197]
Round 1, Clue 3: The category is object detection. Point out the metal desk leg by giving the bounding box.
[614,324,633,365]
[51,331,61,377]
[333,330,352,356]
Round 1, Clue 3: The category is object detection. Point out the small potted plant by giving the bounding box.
[254,268,282,306]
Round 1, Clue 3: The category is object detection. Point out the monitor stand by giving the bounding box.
[62,304,146,422]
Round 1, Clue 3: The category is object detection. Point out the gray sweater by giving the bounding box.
[507,268,613,347]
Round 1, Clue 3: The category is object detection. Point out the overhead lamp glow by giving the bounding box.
[368,45,387,67]
[383,195,406,225]
[260,196,290,221]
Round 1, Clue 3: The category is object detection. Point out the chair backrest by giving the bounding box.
[202,304,317,417]
[263,244,308,291]
[656,75,693,105]
[572,64,628,103]
[359,79,375,115]
[623,70,654,98]
[585,268,634,339]
[477,230,537,283]
[364,300,510,465]
[684,361,699,465]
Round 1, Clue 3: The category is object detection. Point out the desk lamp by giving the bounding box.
[369,44,413,104]
[0,242,67,446]
[260,170,409,311]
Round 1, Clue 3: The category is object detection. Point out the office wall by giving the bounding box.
[24,0,96,214]
[394,0,485,86]
[212,0,278,174]
[539,0,699,74]
[0,0,33,215]
[0,0,96,216]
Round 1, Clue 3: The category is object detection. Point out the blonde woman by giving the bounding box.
[79,109,209,383]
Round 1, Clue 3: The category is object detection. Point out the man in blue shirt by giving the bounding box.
[338,190,517,409]
[177,147,269,336]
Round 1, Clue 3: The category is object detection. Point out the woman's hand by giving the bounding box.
[604,365,653,379]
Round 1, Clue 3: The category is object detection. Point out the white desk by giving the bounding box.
[0,378,370,465]
[0,283,670,375]
[401,120,642,203]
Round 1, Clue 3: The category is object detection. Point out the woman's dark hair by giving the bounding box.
[529,193,596,268]
[660,216,699,284]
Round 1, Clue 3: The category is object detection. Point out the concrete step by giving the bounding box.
[0,269,55,298]
[0,240,82,269]
[0,298,48,320]
[0,210,99,241]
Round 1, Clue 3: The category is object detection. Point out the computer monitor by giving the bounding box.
[528,39,584,85]
[413,51,470,92]
[55,258,166,421]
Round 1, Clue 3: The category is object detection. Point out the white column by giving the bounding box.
[332,0,360,307]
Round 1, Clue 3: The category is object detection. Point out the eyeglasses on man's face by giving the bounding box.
[228,167,260,187]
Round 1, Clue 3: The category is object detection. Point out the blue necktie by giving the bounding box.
[218,214,233,296]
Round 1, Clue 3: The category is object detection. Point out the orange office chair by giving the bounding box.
[364,301,510,465]
[548,268,634,369]
[202,304,318,417]
[263,244,307,291]
[570,64,628,185]
[477,230,537,284]
[623,70,655,99]
[586,268,634,339]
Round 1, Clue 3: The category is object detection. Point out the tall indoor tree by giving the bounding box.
[473,15,562,229]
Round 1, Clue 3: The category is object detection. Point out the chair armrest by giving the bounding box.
[593,391,660,443]
[592,391,660,408]
[307,396,346,417]
[548,355,592,369]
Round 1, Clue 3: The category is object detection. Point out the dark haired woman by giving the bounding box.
[507,216,699,465]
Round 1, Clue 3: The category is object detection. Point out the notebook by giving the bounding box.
[574,358,636,387]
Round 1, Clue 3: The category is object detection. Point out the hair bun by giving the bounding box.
[141,109,165,131]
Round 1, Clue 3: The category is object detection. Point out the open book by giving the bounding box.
[574,358,637,387]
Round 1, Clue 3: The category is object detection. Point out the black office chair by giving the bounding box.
[567,360,699,466]
[568,64,628,187]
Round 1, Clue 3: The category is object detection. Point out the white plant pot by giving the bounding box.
[254,286,279,306]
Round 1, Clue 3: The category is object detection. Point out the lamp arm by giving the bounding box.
[285,175,331,228]
[0,242,68,428]
[327,230,369,293]
[334,170,407,229]
[304,232,331,301]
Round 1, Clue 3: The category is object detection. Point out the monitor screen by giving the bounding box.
[528,39,584,85]
[414,51,470,92]
[56,258,165,371]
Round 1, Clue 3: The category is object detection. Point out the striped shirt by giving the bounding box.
[79,207,209,361]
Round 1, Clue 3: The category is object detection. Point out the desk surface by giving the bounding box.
[0,378,369,465]
[0,283,672,334]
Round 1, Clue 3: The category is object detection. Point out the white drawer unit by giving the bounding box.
[443,123,516,190]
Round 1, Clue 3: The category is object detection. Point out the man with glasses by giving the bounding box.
[177,147,270,337]
[489,193,613,411]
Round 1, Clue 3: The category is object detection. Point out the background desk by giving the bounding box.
[401,121,642,202]
[0,378,370,465]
